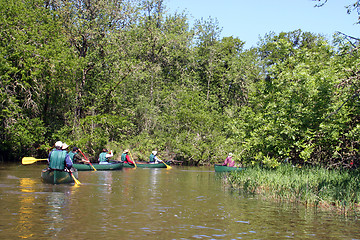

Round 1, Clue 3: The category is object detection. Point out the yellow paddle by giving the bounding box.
[79,149,97,171]
[65,168,81,185]
[70,172,81,185]
[22,157,48,165]
[158,157,172,169]
[129,150,137,169]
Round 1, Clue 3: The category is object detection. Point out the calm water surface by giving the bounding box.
[0,163,359,239]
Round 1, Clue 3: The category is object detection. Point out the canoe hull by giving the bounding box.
[41,169,78,184]
[123,162,167,168]
[214,164,244,172]
[73,163,123,171]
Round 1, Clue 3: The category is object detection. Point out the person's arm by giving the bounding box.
[73,154,81,163]
[65,154,73,169]
[126,154,133,164]
[228,158,235,167]
[48,151,52,164]
[105,150,113,158]
[223,157,229,166]
[154,156,162,162]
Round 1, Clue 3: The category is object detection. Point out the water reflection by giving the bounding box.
[18,178,36,239]
[17,173,80,239]
[149,168,160,197]
[44,191,66,236]
[41,185,79,237]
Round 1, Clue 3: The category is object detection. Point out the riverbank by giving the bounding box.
[225,164,360,215]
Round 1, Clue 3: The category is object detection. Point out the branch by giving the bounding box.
[336,31,360,50]
[313,0,328,7]
[336,31,360,42]
[324,90,360,121]
[104,66,135,100]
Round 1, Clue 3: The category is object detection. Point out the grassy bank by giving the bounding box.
[226,164,360,214]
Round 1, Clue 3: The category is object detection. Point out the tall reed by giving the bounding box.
[226,164,360,213]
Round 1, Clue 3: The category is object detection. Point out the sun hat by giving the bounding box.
[152,151,157,155]
[62,143,69,150]
[55,141,63,148]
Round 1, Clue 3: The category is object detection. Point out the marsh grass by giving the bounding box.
[226,164,360,215]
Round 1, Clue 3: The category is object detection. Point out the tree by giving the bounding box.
[235,30,341,167]
[0,0,75,160]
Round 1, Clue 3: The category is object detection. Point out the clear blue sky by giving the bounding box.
[165,0,359,48]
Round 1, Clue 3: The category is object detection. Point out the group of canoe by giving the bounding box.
[28,145,244,185]
[73,161,169,171]
[42,163,243,184]
[41,161,169,184]
[41,163,244,184]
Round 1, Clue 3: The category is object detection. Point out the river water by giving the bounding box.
[0,163,359,239]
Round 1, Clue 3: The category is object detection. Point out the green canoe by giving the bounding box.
[73,162,123,171]
[123,162,167,168]
[214,164,244,172]
[41,169,79,184]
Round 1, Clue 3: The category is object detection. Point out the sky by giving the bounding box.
[165,0,359,48]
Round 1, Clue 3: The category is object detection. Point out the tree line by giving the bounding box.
[1,0,359,168]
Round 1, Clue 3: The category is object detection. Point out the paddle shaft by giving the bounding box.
[129,150,137,169]
[79,149,97,171]
[158,157,172,169]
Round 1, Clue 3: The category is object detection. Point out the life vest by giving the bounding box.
[49,150,67,170]
[149,154,155,163]
[99,152,107,162]
[68,151,76,161]
[121,153,127,162]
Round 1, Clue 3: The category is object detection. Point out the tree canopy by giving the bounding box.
[1,0,359,168]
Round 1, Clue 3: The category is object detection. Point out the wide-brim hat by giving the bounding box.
[123,149,129,153]
[55,141,63,148]
[62,143,69,150]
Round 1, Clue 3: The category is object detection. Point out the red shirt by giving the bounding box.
[124,154,134,164]
[223,156,234,167]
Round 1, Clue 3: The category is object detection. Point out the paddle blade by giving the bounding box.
[164,163,172,169]
[159,158,172,169]
[71,172,81,185]
[22,157,47,165]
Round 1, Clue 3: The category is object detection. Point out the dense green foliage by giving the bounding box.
[227,164,360,213]
[1,0,359,167]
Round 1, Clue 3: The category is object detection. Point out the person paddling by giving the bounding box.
[48,141,72,171]
[98,148,113,164]
[149,151,162,164]
[222,153,234,167]
[121,149,134,164]
[67,147,88,164]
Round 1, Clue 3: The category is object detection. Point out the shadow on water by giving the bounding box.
[0,164,359,239]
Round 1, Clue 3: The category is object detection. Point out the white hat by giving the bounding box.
[55,141,63,148]
[228,153,233,156]
[62,143,69,150]
[152,151,157,155]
